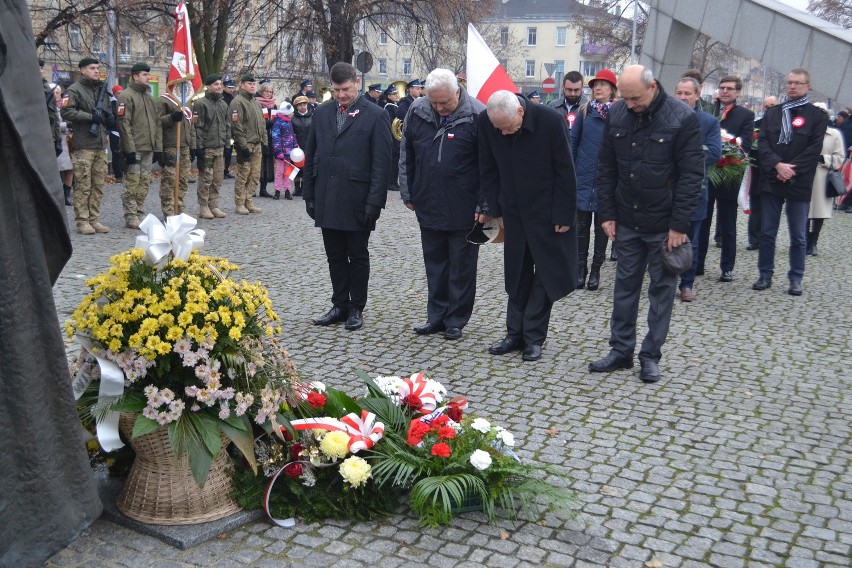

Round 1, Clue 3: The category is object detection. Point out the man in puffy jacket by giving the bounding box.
[589,65,704,384]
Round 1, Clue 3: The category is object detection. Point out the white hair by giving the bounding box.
[486,90,520,120]
[425,68,458,93]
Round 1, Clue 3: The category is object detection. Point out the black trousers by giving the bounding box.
[748,192,762,248]
[388,140,400,190]
[576,210,607,271]
[420,227,479,328]
[506,241,553,347]
[321,228,371,310]
[698,188,738,272]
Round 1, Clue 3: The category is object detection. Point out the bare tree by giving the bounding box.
[807,0,852,28]
[567,0,648,69]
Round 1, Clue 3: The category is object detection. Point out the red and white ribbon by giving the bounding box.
[398,372,438,413]
[289,410,384,453]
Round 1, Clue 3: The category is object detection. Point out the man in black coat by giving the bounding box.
[395,79,423,120]
[400,68,486,341]
[303,62,392,331]
[479,91,578,362]
[590,65,704,383]
[753,67,828,296]
[696,75,754,282]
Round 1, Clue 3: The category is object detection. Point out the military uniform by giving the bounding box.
[157,93,196,217]
[117,79,162,227]
[60,74,113,234]
[193,88,230,218]
[229,85,266,214]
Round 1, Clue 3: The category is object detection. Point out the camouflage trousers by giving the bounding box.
[71,148,108,224]
[122,150,153,223]
[197,146,224,210]
[235,142,262,208]
[160,146,190,217]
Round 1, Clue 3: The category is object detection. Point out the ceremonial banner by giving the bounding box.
[466,23,518,104]
[167,2,202,99]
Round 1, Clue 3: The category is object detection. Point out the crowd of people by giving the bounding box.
[43,56,850,382]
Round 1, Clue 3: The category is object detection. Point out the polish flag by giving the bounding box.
[281,160,300,180]
[167,2,203,102]
[466,23,518,104]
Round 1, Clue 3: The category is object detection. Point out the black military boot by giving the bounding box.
[63,185,72,206]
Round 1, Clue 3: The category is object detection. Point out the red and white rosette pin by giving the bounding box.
[566,112,576,128]
[792,116,805,128]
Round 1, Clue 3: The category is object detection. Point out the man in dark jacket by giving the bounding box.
[753,68,828,296]
[547,70,585,131]
[303,62,392,331]
[400,68,485,341]
[589,65,704,383]
[395,79,423,120]
[479,91,578,362]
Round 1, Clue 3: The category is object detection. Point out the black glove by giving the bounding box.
[125,152,137,165]
[164,153,176,167]
[104,112,116,129]
[91,113,102,125]
[239,147,252,160]
[154,152,165,167]
[170,110,184,123]
[189,148,197,162]
[195,148,205,167]
[305,200,315,220]
[55,142,62,157]
[364,204,381,226]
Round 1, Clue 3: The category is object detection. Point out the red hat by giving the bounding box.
[111,85,124,95]
[589,69,618,90]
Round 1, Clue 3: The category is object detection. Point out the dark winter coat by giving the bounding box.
[396,95,416,121]
[303,94,392,231]
[569,101,607,212]
[757,101,829,202]
[399,89,485,231]
[693,107,722,222]
[711,102,754,199]
[596,86,704,235]
[479,98,578,303]
[291,109,313,148]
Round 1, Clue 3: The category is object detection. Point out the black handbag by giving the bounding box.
[826,166,847,198]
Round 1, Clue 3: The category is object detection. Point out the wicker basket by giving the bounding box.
[116,413,242,525]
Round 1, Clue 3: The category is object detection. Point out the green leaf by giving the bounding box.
[324,388,361,416]
[359,397,408,434]
[220,414,257,474]
[361,372,388,399]
[168,413,216,486]
[196,412,223,456]
[131,415,161,438]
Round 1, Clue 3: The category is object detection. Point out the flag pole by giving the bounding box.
[174,82,185,212]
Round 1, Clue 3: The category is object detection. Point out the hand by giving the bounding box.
[475,212,491,223]
[195,148,205,166]
[364,204,381,226]
[305,200,315,220]
[239,147,252,160]
[667,229,687,252]
[91,112,102,125]
[55,142,63,157]
[405,202,415,211]
[154,152,165,167]
[555,225,570,233]
[775,162,796,181]
[602,220,616,241]
[125,152,137,165]
[164,153,176,167]
[170,110,184,122]
[275,152,286,160]
[189,148,197,162]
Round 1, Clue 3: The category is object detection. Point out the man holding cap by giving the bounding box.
[229,73,266,214]
[193,74,230,219]
[366,84,382,105]
[61,56,115,234]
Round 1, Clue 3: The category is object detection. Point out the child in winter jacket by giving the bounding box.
[270,101,299,199]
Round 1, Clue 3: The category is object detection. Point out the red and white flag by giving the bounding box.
[466,23,518,104]
[167,2,202,102]
[281,160,300,180]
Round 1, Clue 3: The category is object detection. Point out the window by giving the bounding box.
[92,37,102,53]
[403,58,412,75]
[378,30,388,45]
[580,60,603,76]
[525,60,535,77]
[527,27,537,46]
[120,31,131,55]
[555,60,565,74]
[259,51,266,68]
[69,24,81,51]
[403,28,413,45]
[148,39,156,58]
[556,27,567,46]
[378,58,387,75]
[499,27,509,47]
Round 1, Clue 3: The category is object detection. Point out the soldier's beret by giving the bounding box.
[240,73,255,83]
[205,74,222,85]
[78,57,100,68]
[130,63,151,74]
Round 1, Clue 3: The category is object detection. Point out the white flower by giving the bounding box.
[470,449,493,471]
[339,456,372,488]
[496,427,515,447]
[470,418,491,433]
[218,402,231,420]
[310,381,327,392]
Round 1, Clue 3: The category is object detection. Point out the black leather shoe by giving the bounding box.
[746,243,759,251]
[522,344,542,361]
[313,306,347,326]
[488,336,523,355]
[806,244,817,256]
[714,240,722,248]
[696,267,705,276]
[444,327,462,340]
[752,276,772,291]
[589,351,634,372]
[639,360,661,383]
[719,271,733,282]
[788,280,803,296]
[344,309,363,330]
[586,267,601,291]
[413,321,445,335]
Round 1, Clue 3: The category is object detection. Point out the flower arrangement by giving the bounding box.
[67,215,299,485]
[234,371,576,527]
[708,127,748,188]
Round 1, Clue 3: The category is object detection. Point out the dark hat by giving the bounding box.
[406,79,421,89]
[466,219,505,245]
[305,90,317,98]
[300,80,312,88]
[660,238,693,275]
[78,57,100,68]
[38,58,45,68]
[386,85,398,95]
[130,62,150,74]
[205,74,222,86]
[224,80,236,88]
[240,73,255,83]
[368,84,382,92]
[528,91,541,98]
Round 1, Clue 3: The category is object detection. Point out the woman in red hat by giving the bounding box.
[570,68,618,291]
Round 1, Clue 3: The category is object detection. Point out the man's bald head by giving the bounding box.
[618,65,657,113]
[763,96,779,110]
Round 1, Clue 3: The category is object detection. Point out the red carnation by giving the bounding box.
[279,428,294,441]
[431,414,449,428]
[407,420,431,445]
[431,442,451,458]
[447,405,463,422]
[402,394,423,411]
[307,392,326,408]
[437,426,456,440]
[283,462,303,478]
[289,442,304,460]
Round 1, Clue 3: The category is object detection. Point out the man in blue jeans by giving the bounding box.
[753,67,827,296]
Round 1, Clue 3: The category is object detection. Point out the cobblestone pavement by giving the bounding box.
[46,177,852,567]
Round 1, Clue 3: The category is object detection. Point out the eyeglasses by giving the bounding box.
[786,81,809,86]
[718,86,738,91]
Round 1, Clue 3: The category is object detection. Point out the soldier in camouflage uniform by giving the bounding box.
[60,57,114,235]
[192,75,229,219]
[157,91,196,217]
[117,62,162,229]
[228,73,265,215]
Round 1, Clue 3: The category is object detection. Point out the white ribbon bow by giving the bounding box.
[135,213,205,266]
[73,337,126,452]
